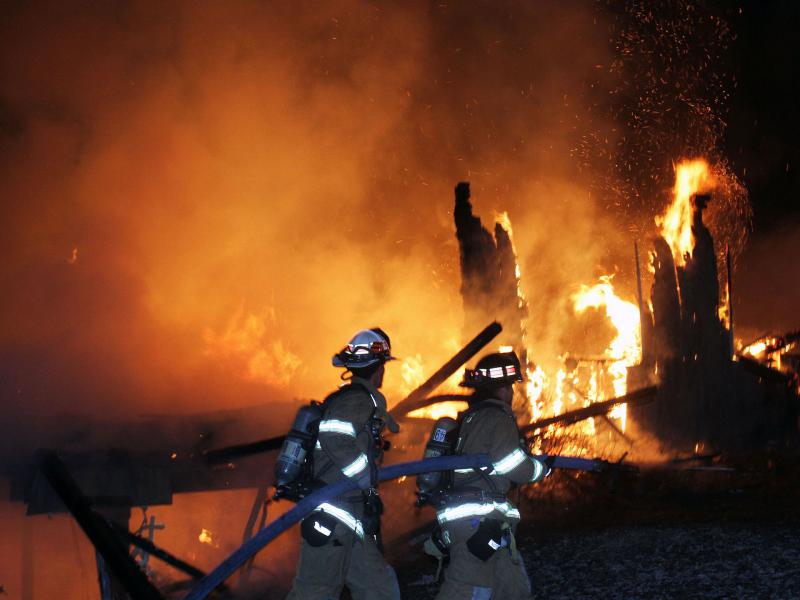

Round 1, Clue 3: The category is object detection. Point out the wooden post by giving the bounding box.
[727,245,735,359]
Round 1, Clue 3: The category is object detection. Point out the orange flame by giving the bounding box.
[656,158,715,266]
[203,307,302,386]
[198,528,218,547]
[572,276,641,431]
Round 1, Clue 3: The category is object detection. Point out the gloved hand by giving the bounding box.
[543,455,557,477]
[365,490,383,515]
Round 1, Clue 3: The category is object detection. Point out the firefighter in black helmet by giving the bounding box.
[286,328,401,600]
[430,351,548,600]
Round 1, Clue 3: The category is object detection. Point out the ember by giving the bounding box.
[1,1,798,598]
[198,528,218,548]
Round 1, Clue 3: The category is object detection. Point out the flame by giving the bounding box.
[407,400,468,420]
[656,158,714,266]
[572,276,641,431]
[742,339,773,357]
[525,365,546,421]
[198,528,218,547]
[398,348,469,420]
[203,306,302,386]
[495,211,523,284]
[399,353,426,397]
[742,337,794,372]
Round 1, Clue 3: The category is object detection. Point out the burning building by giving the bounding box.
[1,1,799,599]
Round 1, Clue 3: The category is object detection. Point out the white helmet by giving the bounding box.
[332,328,396,369]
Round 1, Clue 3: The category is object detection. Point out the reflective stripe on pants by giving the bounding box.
[287,525,400,600]
[434,537,531,600]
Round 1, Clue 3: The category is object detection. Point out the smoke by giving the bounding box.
[0,1,763,596]
[0,0,616,423]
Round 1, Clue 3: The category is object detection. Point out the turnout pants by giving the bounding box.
[286,525,400,600]
[435,521,532,600]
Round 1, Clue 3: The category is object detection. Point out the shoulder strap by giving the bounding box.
[456,400,505,453]
[322,381,366,406]
[453,401,516,493]
[459,400,508,427]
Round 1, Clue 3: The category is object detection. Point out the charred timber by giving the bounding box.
[203,436,284,465]
[36,451,163,600]
[763,330,800,355]
[734,354,790,384]
[109,522,211,583]
[389,321,502,419]
[519,385,658,435]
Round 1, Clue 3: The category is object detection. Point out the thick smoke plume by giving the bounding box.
[0,0,613,422]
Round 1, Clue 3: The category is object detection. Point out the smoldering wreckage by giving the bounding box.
[4,164,800,599]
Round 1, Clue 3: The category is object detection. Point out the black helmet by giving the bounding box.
[460,351,524,389]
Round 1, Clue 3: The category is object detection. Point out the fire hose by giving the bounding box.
[182,453,494,600]
[182,452,629,600]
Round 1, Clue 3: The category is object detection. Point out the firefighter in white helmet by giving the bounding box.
[429,351,548,600]
[286,328,401,600]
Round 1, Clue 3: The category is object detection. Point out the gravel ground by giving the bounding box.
[399,521,800,599]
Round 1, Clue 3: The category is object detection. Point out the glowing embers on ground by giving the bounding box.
[656,158,715,266]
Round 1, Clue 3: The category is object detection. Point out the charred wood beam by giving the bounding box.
[764,330,800,355]
[396,394,472,420]
[108,522,212,583]
[727,246,735,359]
[599,414,634,446]
[563,379,633,445]
[411,394,471,404]
[390,321,502,419]
[735,355,790,383]
[669,453,720,465]
[36,451,163,600]
[203,436,284,465]
[519,385,658,435]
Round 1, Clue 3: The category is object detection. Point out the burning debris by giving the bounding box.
[1,2,799,598]
[631,160,797,452]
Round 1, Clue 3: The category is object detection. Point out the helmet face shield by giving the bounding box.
[460,351,524,388]
[332,328,396,369]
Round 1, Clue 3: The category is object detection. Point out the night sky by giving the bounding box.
[725,0,800,231]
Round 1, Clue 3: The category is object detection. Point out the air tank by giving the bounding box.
[274,403,323,488]
[416,417,460,494]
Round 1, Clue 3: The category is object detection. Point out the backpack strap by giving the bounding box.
[452,401,513,492]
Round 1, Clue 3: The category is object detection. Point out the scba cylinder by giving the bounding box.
[274,403,323,488]
[416,417,459,494]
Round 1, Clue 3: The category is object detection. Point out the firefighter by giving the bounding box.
[431,351,549,600]
[286,328,401,600]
